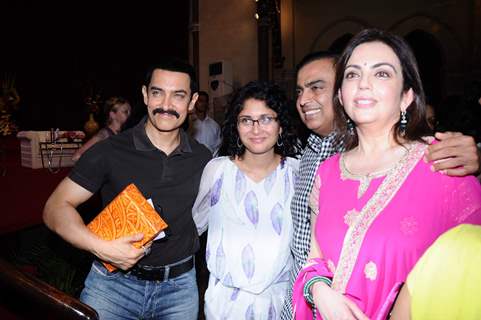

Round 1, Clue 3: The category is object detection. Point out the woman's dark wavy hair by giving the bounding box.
[333,28,432,150]
[219,81,299,158]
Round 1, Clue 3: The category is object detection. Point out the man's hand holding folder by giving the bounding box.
[87,183,168,272]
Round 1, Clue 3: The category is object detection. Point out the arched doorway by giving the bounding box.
[328,33,353,54]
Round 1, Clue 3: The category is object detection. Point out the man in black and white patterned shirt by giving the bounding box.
[280,51,481,319]
[280,51,341,320]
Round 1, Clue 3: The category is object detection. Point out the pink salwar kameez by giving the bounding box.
[293,142,481,319]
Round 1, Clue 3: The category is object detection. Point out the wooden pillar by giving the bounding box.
[257,19,270,81]
[256,0,271,81]
[190,0,200,84]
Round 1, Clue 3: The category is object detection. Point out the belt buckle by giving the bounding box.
[131,265,164,281]
[133,256,193,281]
[145,265,166,281]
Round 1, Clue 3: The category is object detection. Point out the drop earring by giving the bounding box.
[400,110,407,135]
[347,118,355,136]
[276,133,284,147]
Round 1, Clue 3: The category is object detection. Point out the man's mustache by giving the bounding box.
[152,108,180,119]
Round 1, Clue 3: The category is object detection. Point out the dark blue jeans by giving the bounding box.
[80,260,199,319]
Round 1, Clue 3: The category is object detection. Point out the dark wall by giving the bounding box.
[1,1,190,130]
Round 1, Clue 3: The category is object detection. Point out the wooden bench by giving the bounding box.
[0,258,98,320]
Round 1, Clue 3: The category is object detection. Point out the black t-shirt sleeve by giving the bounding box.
[69,140,109,193]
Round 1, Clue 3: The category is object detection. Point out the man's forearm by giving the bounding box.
[43,202,101,255]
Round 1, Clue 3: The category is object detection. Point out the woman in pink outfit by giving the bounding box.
[292,29,481,320]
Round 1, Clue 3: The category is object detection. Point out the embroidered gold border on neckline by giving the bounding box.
[340,148,409,198]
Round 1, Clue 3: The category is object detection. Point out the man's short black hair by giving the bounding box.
[144,58,198,95]
[295,51,339,78]
[198,91,209,101]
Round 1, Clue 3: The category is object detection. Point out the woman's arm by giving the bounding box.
[389,284,411,320]
[308,208,368,320]
[192,159,218,235]
[72,134,104,162]
[307,175,321,260]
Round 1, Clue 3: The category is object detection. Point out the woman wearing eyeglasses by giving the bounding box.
[192,81,300,319]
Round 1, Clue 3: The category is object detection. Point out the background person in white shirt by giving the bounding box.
[190,91,222,156]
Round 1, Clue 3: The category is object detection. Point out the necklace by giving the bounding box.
[340,146,411,198]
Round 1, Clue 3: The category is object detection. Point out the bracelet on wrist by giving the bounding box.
[303,276,333,305]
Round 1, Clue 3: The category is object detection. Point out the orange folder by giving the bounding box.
[87,183,168,272]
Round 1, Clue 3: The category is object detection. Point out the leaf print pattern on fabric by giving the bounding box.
[244,191,259,226]
[231,287,240,301]
[284,171,291,203]
[267,301,276,320]
[211,174,224,206]
[197,189,211,213]
[201,157,297,318]
[235,169,246,203]
[264,169,277,194]
[241,244,255,280]
[223,272,233,287]
[292,172,298,189]
[270,203,283,235]
[245,304,255,320]
[275,269,290,283]
[216,232,226,276]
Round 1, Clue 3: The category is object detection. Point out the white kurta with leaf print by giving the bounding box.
[193,156,298,320]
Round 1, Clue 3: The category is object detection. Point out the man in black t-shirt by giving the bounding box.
[43,58,211,319]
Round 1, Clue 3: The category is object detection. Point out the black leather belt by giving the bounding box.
[129,256,194,281]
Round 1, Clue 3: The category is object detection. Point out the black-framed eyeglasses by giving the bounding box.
[238,115,278,127]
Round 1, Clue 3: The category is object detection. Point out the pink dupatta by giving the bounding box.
[292,258,334,320]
